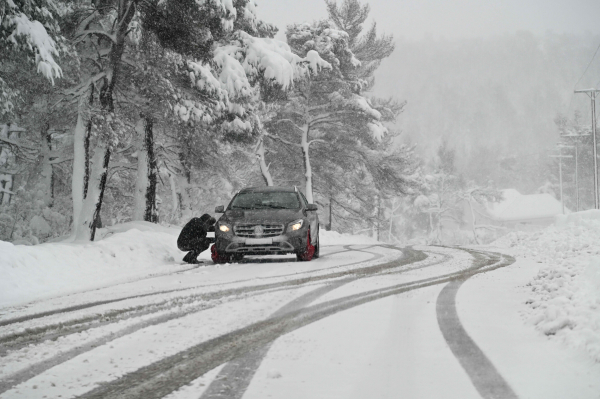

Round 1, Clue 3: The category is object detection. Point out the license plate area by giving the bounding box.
[245,238,273,245]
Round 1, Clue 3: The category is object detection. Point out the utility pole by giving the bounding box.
[550,144,573,214]
[574,88,600,209]
[561,129,589,211]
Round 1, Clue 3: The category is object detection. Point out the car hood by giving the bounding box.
[219,208,303,224]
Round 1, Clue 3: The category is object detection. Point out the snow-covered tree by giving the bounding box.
[1,0,66,118]
[325,0,394,88]
[262,20,387,203]
[411,141,503,244]
[457,183,503,244]
[61,0,325,239]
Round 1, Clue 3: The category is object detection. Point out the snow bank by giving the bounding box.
[494,211,600,361]
[319,229,381,246]
[0,224,382,309]
[0,222,184,309]
[555,209,600,227]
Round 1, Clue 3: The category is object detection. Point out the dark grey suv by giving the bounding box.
[211,186,320,263]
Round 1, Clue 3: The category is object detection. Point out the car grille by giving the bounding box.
[234,223,284,238]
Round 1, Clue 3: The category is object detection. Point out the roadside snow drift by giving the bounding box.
[0,222,184,308]
[495,210,600,362]
[0,224,381,309]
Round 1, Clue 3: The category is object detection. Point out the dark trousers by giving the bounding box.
[182,241,211,264]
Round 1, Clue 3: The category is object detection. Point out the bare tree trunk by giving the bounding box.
[300,124,313,202]
[255,137,273,186]
[166,169,180,222]
[39,121,54,207]
[388,198,395,241]
[76,0,136,240]
[328,198,332,230]
[133,116,158,222]
[466,197,480,244]
[74,144,110,240]
[176,149,193,220]
[71,91,92,232]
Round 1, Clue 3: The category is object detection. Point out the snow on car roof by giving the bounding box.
[239,186,297,193]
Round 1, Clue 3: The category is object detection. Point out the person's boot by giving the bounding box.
[182,250,200,264]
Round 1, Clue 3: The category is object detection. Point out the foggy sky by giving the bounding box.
[256,0,600,41]
[256,0,600,193]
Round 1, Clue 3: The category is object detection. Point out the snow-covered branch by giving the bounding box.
[0,135,38,151]
[264,133,300,148]
[49,156,74,165]
[74,29,117,44]
[3,9,63,83]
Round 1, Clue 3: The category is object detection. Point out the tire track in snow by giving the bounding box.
[196,247,483,399]
[198,247,455,399]
[0,246,379,354]
[199,281,351,399]
[0,246,410,394]
[436,263,519,399]
[0,245,364,328]
[74,248,513,399]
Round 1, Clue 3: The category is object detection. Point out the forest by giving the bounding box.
[1,0,599,246]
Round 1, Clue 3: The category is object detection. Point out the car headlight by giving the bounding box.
[219,224,230,232]
[289,219,303,231]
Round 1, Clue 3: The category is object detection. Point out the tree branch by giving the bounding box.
[264,133,300,148]
[74,29,117,44]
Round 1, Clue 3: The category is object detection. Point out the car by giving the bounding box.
[212,186,320,263]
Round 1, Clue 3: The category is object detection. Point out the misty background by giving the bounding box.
[261,0,600,196]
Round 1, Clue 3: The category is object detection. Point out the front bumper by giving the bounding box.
[215,226,308,255]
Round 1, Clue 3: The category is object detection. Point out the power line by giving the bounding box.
[574,40,600,89]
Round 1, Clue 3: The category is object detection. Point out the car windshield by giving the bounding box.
[229,192,300,210]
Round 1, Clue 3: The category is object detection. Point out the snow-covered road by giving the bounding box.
[1,243,598,399]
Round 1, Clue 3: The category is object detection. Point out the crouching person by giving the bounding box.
[177,214,216,264]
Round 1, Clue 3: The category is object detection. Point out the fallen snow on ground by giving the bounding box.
[459,258,600,398]
[319,230,381,246]
[0,222,184,308]
[0,223,381,309]
[493,210,600,362]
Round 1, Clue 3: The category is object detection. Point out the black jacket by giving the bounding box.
[177,214,216,251]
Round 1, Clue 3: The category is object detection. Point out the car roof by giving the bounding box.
[238,186,297,193]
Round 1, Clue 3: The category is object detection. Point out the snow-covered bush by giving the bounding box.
[0,182,70,244]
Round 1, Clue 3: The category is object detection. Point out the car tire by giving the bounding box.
[296,229,316,261]
[313,228,320,258]
[211,244,230,264]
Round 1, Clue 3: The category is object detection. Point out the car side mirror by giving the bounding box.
[306,204,318,211]
[215,205,225,213]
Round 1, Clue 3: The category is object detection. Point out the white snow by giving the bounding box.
[230,31,331,89]
[0,223,381,309]
[367,121,387,142]
[6,13,62,83]
[1,220,599,398]
[182,31,331,127]
[243,286,482,399]
[458,258,600,398]
[0,222,184,308]
[492,209,600,362]
[487,188,567,221]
